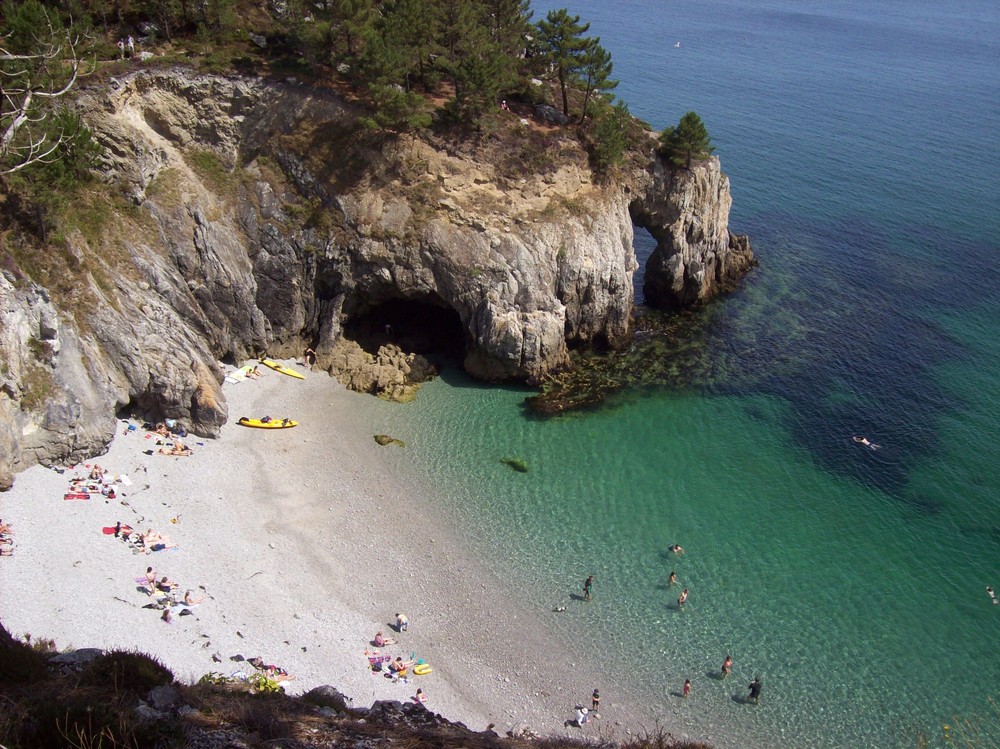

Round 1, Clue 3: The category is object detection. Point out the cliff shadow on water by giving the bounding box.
[528,212,986,513]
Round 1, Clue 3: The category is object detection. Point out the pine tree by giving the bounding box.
[658,111,716,168]
[577,39,617,124]
[590,100,632,174]
[534,8,592,118]
[331,0,375,58]
[437,1,509,121]
[384,0,442,90]
[483,0,532,58]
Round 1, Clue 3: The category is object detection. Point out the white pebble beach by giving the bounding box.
[0,361,657,740]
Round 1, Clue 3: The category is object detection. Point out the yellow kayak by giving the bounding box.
[238,417,298,429]
[260,358,305,380]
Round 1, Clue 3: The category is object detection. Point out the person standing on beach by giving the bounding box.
[591,688,600,712]
[683,679,691,698]
[583,575,594,602]
[396,612,408,631]
[677,588,689,608]
[722,655,733,678]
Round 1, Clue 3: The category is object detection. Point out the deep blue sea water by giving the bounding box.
[364,2,1000,747]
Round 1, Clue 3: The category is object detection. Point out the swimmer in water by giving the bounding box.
[852,435,880,450]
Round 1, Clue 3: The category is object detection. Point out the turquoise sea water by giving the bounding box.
[367,2,1000,747]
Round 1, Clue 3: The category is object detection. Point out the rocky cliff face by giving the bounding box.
[0,69,752,487]
[637,155,755,309]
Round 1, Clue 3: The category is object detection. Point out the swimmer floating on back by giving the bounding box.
[852,435,881,450]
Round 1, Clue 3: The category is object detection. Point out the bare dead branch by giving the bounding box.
[0,9,89,174]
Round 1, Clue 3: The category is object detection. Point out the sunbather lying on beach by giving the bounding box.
[248,657,296,682]
[183,589,205,605]
[0,519,13,535]
[158,442,192,456]
[389,656,414,674]
[114,521,134,538]
[373,631,396,647]
[139,530,178,553]
[154,423,170,437]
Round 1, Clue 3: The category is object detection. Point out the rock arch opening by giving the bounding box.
[343,295,467,365]
[631,224,658,306]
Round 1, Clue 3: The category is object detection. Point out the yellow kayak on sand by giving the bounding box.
[260,358,305,380]
[238,417,298,429]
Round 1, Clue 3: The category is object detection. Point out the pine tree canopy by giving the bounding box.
[658,111,716,168]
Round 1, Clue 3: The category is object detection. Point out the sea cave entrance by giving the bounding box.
[343,295,467,366]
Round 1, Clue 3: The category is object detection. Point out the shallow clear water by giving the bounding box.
[365,1,1000,746]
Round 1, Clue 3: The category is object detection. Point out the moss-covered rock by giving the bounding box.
[501,457,528,473]
[374,434,405,447]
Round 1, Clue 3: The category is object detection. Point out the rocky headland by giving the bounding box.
[0,67,753,488]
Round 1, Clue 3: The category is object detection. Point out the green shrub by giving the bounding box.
[78,649,174,694]
[0,634,51,685]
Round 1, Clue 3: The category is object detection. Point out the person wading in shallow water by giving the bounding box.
[747,676,762,704]
[583,575,594,602]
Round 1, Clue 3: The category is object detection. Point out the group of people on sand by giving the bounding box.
[248,656,296,683]
[139,564,205,623]
[0,518,13,556]
[367,613,426,702]
[146,421,193,456]
[111,524,178,554]
[66,463,121,499]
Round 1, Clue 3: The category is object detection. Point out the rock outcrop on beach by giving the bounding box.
[0,69,752,486]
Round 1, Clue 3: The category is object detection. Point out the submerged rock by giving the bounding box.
[501,457,529,473]
[374,434,405,447]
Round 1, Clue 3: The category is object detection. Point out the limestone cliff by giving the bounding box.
[637,155,755,308]
[0,68,752,487]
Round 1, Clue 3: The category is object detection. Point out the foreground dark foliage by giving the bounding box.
[0,621,712,749]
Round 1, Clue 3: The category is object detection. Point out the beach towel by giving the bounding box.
[225,365,253,384]
[119,474,132,486]
[103,527,118,535]
[64,493,89,501]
